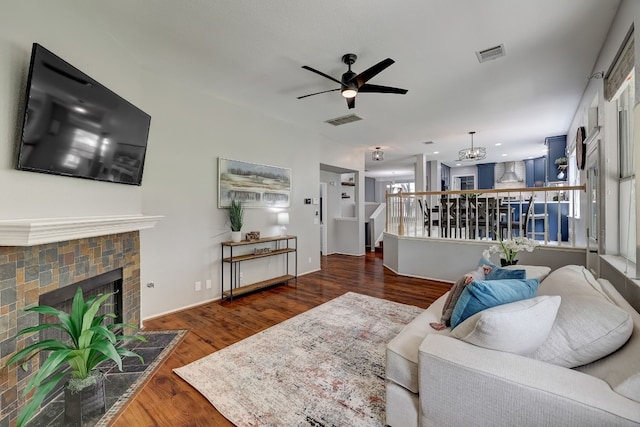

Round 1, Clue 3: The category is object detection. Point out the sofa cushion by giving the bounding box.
[503,264,551,281]
[534,266,635,372]
[575,278,640,403]
[478,258,526,280]
[450,278,539,329]
[439,267,486,327]
[537,264,612,301]
[386,293,451,393]
[530,295,633,368]
[452,296,560,355]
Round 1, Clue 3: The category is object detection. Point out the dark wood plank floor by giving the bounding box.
[111,252,450,426]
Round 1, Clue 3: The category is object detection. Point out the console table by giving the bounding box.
[221,235,297,300]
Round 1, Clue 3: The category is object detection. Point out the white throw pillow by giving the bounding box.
[451,296,561,355]
[530,295,633,368]
[538,265,610,301]
[503,264,551,281]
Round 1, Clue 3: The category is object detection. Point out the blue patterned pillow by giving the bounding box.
[450,278,540,329]
[478,258,526,280]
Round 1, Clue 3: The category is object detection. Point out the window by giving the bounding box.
[616,70,635,262]
[452,175,475,191]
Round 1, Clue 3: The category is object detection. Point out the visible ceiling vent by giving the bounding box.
[423,141,434,145]
[499,161,522,183]
[476,44,506,63]
[325,114,363,126]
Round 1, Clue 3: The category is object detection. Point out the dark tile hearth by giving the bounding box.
[27,330,186,427]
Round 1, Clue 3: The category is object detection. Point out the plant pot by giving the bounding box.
[64,375,106,426]
[231,231,242,243]
[501,259,518,267]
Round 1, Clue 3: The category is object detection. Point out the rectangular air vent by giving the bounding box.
[325,114,363,126]
[476,44,506,63]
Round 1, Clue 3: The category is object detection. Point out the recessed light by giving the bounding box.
[433,151,439,154]
[456,163,462,166]
[527,156,534,159]
[501,153,508,157]
[495,143,502,146]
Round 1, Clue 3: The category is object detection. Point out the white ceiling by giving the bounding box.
[76,0,621,179]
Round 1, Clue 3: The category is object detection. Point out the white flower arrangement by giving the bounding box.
[482,236,539,264]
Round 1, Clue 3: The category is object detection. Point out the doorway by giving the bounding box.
[320,163,362,257]
[320,182,327,255]
[452,175,476,191]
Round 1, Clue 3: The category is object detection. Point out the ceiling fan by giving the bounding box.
[298,53,408,109]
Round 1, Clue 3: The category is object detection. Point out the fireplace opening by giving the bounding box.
[37,268,123,403]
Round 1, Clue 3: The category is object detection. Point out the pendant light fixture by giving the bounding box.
[458,131,486,161]
[372,147,384,161]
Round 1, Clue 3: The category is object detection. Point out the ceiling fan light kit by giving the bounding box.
[341,86,357,99]
[458,131,487,161]
[299,53,407,109]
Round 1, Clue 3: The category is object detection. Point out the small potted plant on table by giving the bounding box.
[228,199,244,242]
[5,287,145,427]
[483,236,539,266]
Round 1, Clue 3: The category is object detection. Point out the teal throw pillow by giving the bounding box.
[478,258,526,280]
[450,278,540,329]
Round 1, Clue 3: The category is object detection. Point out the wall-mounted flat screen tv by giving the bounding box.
[16,43,151,185]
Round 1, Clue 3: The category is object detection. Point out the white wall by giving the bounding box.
[0,2,364,319]
[0,3,143,218]
[384,234,586,283]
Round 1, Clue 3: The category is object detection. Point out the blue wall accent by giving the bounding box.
[477,163,495,189]
[525,158,546,187]
[546,135,567,182]
[525,160,534,187]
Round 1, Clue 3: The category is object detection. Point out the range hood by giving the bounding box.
[498,162,522,183]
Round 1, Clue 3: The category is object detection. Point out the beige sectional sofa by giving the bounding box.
[385,264,640,426]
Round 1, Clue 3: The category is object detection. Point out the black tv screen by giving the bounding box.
[17,43,151,185]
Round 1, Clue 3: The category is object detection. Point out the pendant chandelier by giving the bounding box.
[458,131,486,161]
[372,147,384,161]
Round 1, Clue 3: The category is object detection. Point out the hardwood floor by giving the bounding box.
[111,252,450,426]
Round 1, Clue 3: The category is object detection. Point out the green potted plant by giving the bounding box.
[5,287,145,427]
[554,156,568,166]
[228,199,244,242]
[482,235,539,266]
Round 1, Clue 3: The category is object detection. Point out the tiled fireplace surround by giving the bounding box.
[0,215,160,427]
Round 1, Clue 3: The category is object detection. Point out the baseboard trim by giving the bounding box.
[142,296,221,323]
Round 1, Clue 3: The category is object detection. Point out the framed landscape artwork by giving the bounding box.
[218,158,291,208]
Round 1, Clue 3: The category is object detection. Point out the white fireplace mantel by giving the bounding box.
[0,215,164,246]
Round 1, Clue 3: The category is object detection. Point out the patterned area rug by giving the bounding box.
[174,292,423,427]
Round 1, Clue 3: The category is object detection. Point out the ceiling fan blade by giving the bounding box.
[297,88,341,99]
[346,97,355,109]
[358,84,408,95]
[301,65,343,85]
[354,58,395,87]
